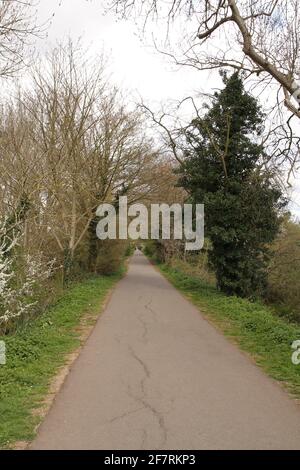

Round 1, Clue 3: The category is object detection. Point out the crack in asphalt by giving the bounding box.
[144,298,157,321]
[128,346,168,449]
[129,346,150,395]
[138,298,157,343]
[108,406,145,424]
[141,428,148,450]
[112,297,170,448]
[139,311,149,343]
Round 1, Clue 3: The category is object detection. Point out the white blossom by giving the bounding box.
[0,219,57,331]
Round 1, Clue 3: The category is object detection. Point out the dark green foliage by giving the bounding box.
[94,239,128,275]
[179,72,285,298]
[87,217,99,273]
[143,240,166,263]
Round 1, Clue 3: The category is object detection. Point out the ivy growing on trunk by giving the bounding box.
[179,72,286,298]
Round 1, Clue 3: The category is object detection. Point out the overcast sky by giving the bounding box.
[35,0,300,219]
[36,0,208,102]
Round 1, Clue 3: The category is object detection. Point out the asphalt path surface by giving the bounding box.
[31,251,300,449]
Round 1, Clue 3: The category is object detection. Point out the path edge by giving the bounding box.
[13,260,130,451]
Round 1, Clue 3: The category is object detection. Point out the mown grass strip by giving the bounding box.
[0,270,124,449]
[159,263,300,398]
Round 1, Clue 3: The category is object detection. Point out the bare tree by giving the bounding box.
[0,0,43,77]
[109,0,300,176]
[111,1,300,118]
[14,41,160,277]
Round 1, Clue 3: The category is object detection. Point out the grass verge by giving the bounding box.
[0,269,124,449]
[158,262,300,398]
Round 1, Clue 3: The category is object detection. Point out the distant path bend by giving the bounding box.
[31,251,300,450]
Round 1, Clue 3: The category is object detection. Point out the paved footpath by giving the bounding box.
[31,251,300,449]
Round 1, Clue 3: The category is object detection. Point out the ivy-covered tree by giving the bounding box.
[179,72,286,298]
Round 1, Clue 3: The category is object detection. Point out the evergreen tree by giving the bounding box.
[179,72,285,298]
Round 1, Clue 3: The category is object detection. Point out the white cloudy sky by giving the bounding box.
[36,0,207,102]
[34,0,300,218]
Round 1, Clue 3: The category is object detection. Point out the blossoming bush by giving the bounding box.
[0,221,57,335]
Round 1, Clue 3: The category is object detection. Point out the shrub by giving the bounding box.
[0,221,58,334]
[267,219,300,322]
[94,239,127,275]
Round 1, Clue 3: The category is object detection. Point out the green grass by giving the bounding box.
[0,270,124,449]
[158,263,300,397]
